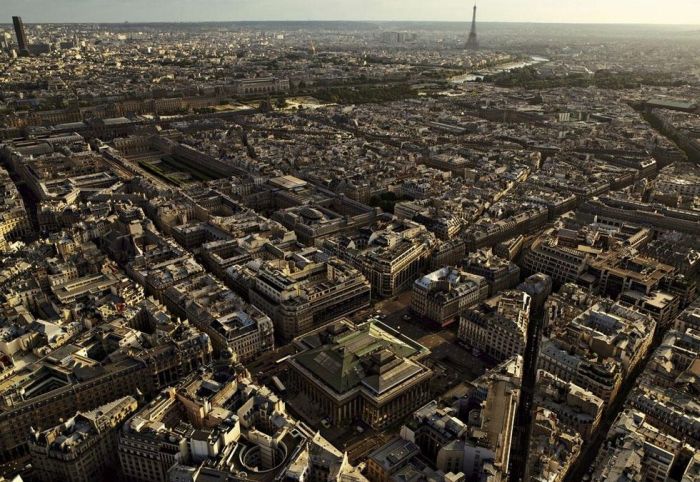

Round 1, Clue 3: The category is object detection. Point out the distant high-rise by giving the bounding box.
[12,16,30,56]
[466,2,479,50]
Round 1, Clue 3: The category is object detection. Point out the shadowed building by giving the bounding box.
[402,358,523,481]
[12,16,30,57]
[28,397,138,482]
[0,301,212,463]
[230,248,371,341]
[118,365,366,482]
[458,291,531,362]
[322,217,437,298]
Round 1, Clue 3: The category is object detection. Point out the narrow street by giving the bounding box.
[563,327,670,482]
[509,310,544,482]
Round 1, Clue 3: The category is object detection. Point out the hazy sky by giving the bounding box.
[4,0,700,24]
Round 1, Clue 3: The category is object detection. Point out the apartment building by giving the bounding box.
[412,267,488,327]
[233,248,370,340]
[458,291,531,362]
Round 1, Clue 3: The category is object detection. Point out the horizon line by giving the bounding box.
[3,19,700,27]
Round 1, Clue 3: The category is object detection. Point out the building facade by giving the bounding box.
[286,319,433,429]
[412,267,488,327]
[29,397,138,482]
[458,291,531,362]
[234,249,371,341]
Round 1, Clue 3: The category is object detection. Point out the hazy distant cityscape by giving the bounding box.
[0,4,699,482]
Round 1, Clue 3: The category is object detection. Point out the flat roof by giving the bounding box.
[269,175,308,191]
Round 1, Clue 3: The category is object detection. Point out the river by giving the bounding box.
[450,55,549,84]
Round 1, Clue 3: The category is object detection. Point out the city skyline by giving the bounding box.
[0,3,699,482]
[3,0,700,25]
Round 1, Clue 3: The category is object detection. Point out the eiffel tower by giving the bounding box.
[466,2,479,50]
